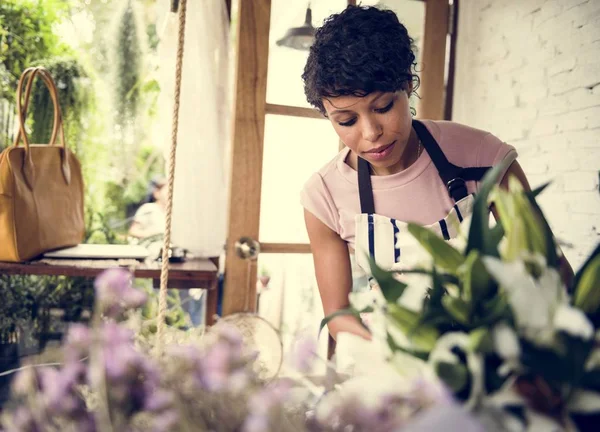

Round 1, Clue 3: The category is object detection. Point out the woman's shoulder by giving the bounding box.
[300,148,351,233]
[303,148,350,190]
[420,119,494,146]
[419,119,516,167]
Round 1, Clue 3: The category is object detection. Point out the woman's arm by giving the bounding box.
[304,209,372,341]
[498,161,574,287]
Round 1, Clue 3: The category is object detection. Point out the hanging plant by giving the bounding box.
[114,0,141,126]
[29,57,89,147]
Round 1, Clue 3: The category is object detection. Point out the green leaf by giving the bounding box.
[573,251,600,314]
[441,296,471,325]
[529,181,551,199]
[407,223,465,273]
[435,361,469,392]
[467,159,514,257]
[477,292,511,326]
[418,269,452,329]
[489,222,505,251]
[573,244,600,292]
[369,257,407,303]
[319,308,364,335]
[460,250,492,303]
[469,328,494,353]
[387,303,439,352]
[516,190,547,257]
[386,333,429,360]
[525,192,560,269]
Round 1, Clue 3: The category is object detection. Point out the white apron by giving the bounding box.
[352,120,491,292]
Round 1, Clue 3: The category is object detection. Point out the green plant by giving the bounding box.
[0,0,72,149]
[325,161,600,430]
[29,56,89,147]
[0,275,95,348]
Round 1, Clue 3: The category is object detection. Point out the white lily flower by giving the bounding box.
[388,350,437,381]
[493,323,521,360]
[553,304,594,340]
[567,389,600,413]
[386,319,414,350]
[447,213,472,254]
[482,257,563,346]
[585,332,600,371]
[389,262,429,313]
[428,332,485,410]
[348,288,386,312]
[335,331,391,376]
[394,228,434,272]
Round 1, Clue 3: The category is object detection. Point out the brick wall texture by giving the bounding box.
[452,0,600,269]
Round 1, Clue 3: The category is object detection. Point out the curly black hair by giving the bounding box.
[302,5,419,114]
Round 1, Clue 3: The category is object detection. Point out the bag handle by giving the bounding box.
[13,67,71,189]
[13,67,63,148]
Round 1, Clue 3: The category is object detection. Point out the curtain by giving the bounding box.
[154,0,230,257]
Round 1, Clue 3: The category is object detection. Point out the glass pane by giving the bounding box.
[267,0,348,108]
[259,115,339,243]
[375,0,426,58]
[374,0,426,110]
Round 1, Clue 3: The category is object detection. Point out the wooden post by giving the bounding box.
[223,0,271,316]
[418,0,450,120]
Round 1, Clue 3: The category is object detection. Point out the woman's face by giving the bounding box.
[323,89,414,174]
[153,184,167,203]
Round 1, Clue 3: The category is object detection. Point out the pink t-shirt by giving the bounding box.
[300,120,518,247]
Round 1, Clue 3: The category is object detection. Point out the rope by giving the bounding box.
[157,0,188,352]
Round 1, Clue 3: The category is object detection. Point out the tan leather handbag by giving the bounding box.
[0,67,84,262]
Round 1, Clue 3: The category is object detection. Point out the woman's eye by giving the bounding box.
[375,101,394,113]
[339,118,357,127]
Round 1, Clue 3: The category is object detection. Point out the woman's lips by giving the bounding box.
[364,141,395,161]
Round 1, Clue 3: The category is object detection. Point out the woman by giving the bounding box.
[300,6,571,342]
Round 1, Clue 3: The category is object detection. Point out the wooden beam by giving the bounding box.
[223,0,271,316]
[418,0,449,120]
[260,243,312,254]
[444,0,458,120]
[265,103,324,119]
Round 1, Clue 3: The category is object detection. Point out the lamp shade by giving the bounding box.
[276,6,316,50]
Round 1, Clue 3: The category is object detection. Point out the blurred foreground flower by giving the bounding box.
[95,268,147,317]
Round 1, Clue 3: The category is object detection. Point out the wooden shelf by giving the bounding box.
[0,257,220,324]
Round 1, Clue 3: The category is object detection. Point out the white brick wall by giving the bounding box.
[453,0,600,269]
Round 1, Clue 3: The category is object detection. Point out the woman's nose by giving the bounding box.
[362,118,383,142]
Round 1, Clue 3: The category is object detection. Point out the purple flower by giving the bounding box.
[5,406,39,432]
[144,390,174,412]
[243,413,269,432]
[12,368,37,396]
[248,381,291,415]
[73,415,97,432]
[151,409,179,432]
[216,322,244,346]
[200,341,232,390]
[409,378,454,408]
[288,334,317,373]
[64,324,91,361]
[101,320,135,345]
[95,268,147,317]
